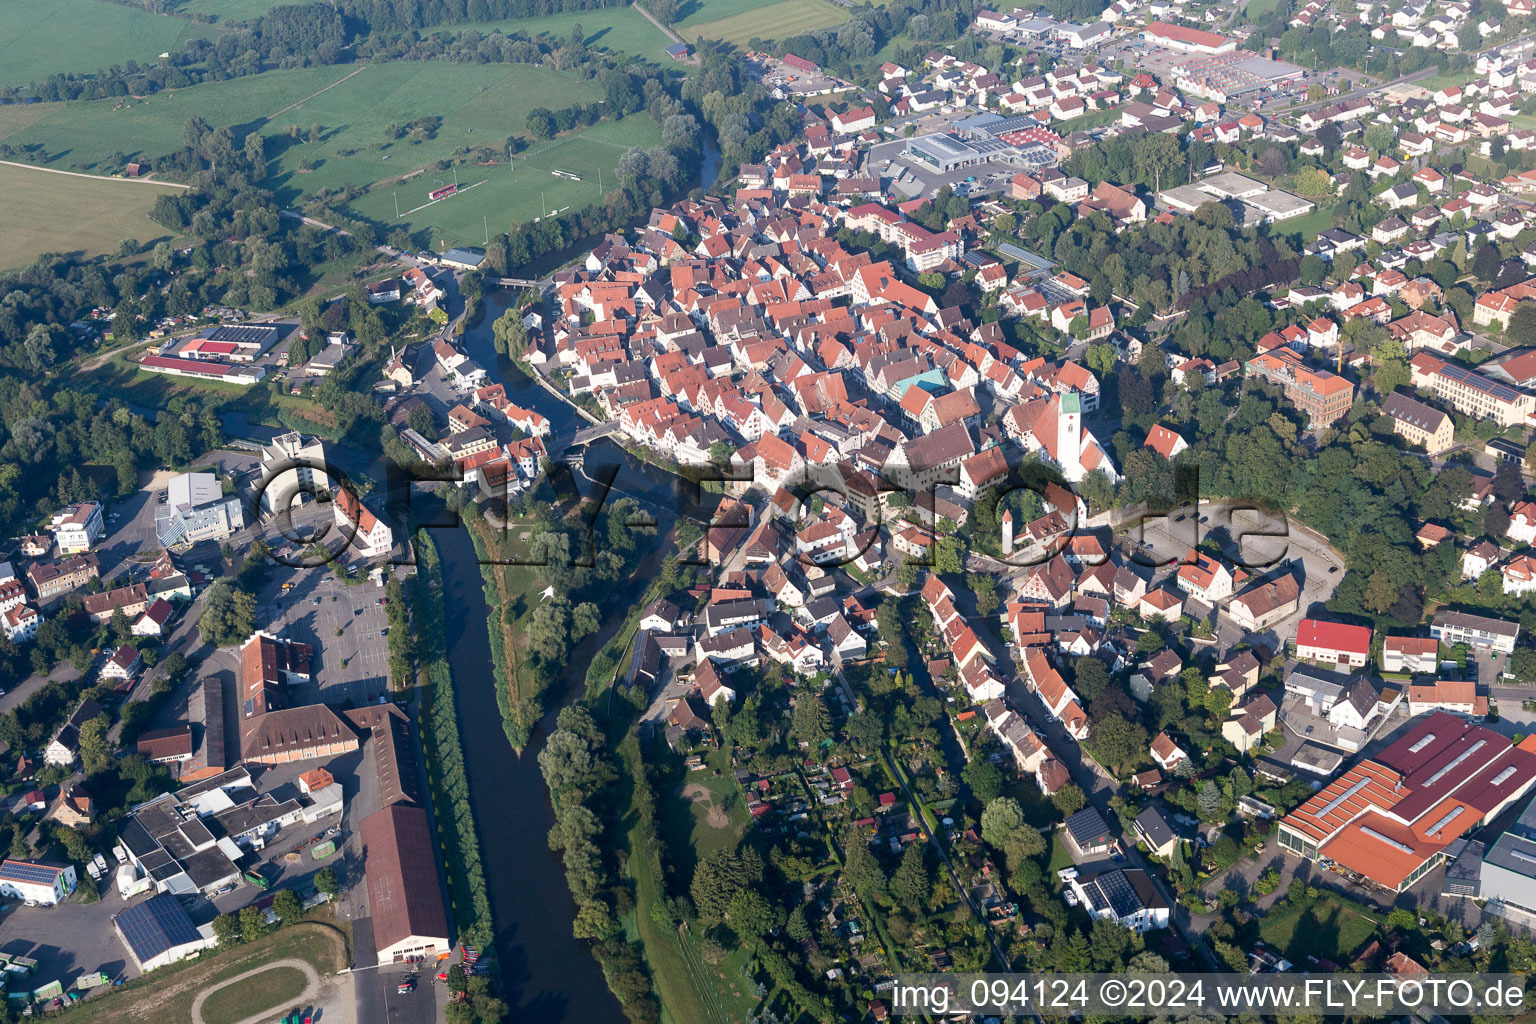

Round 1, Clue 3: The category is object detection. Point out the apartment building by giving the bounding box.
[1381,391,1454,455]
[1410,353,1535,427]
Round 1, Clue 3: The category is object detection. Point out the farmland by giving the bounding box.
[0,0,219,90]
[687,0,851,45]
[0,163,185,270]
[0,61,663,246]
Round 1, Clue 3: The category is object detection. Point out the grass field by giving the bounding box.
[0,164,184,270]
[199,964,310,1024]
[0,0,220,90]
[69,922,347,1024]
[167,0,290,22]
[0,61,661,245]
[688,0,850,45]
[439,7,678,58]
[1244,0,1281,19]
[349,114,661,245]
[1258,899,1380,965]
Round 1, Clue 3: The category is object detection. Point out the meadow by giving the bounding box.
[436,6,678,58]
[0,163,184,269]
[0,0,220,90]
[686,0,851,45]
[0,62,662,244]
[348,115,662,246]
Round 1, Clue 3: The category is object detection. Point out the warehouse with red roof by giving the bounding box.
[1277,714,1536,891]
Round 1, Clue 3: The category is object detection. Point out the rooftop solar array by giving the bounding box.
[115,893,200,961]
[0,861,61,885]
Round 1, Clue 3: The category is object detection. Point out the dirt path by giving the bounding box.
[190,958,321,1024]
[260,65,368,124]
[0,160,190,188]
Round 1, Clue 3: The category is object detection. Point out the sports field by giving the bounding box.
[0,0,220,89]
[687,0,850,44]
[0,163,184,269]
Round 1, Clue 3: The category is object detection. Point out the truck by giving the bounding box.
[243,869,270,890]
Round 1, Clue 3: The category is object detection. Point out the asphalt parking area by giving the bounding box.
[253,565,392,707]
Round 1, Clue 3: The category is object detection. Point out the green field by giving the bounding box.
[0,61,662,245]
[1258,899,1380,965]
[1244,0,1281,19]
[688,0,850,45]
[438,7,678,58]
[167,0,291,22]
[0,164,184,269]
[199,965,310,1024]
[0,0,220,89]
[349,114,661,246]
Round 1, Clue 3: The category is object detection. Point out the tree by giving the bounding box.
[963,759,1004,803]
[212,913,242,947]
[1509,302,1536,346]
[889,843,931,911]
[690,848,763,923]
[1089,917,1134,971]
[981,797,1026,849]
[1090,714,1149,774]
[1052,783,1085,817]
[78,716,112,776]
[1196,780,1222,821]
[790,692,832,748]
[843,835,887,899]
[1474,243,1503,283]
[526,108,557,140]
[1203,685,1232,722]
[273,888,302,923]
[1073,658,1111,702]
[238,904,268,942]
[314,867,340,898]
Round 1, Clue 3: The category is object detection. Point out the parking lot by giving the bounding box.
[248,563,392,708]
[0,880,143,992]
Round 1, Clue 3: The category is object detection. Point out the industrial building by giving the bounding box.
[114,893,215,972]
[1278,713,1536,892]
[1173,50,1306,103]
[360,803,452,964]
[155,471,246,547]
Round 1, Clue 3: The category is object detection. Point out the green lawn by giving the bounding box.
[688,0,850,45]
[1244,0,1281,19]
[0,61,661,244]
[0,0,221,89]
[1258,899,1380,964]
[1272,205,1333,243]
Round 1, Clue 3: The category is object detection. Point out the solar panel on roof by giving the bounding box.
[116,894,200,961]
[0,862,60,885]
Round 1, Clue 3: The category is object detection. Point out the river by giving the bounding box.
[432,290,710,1023]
